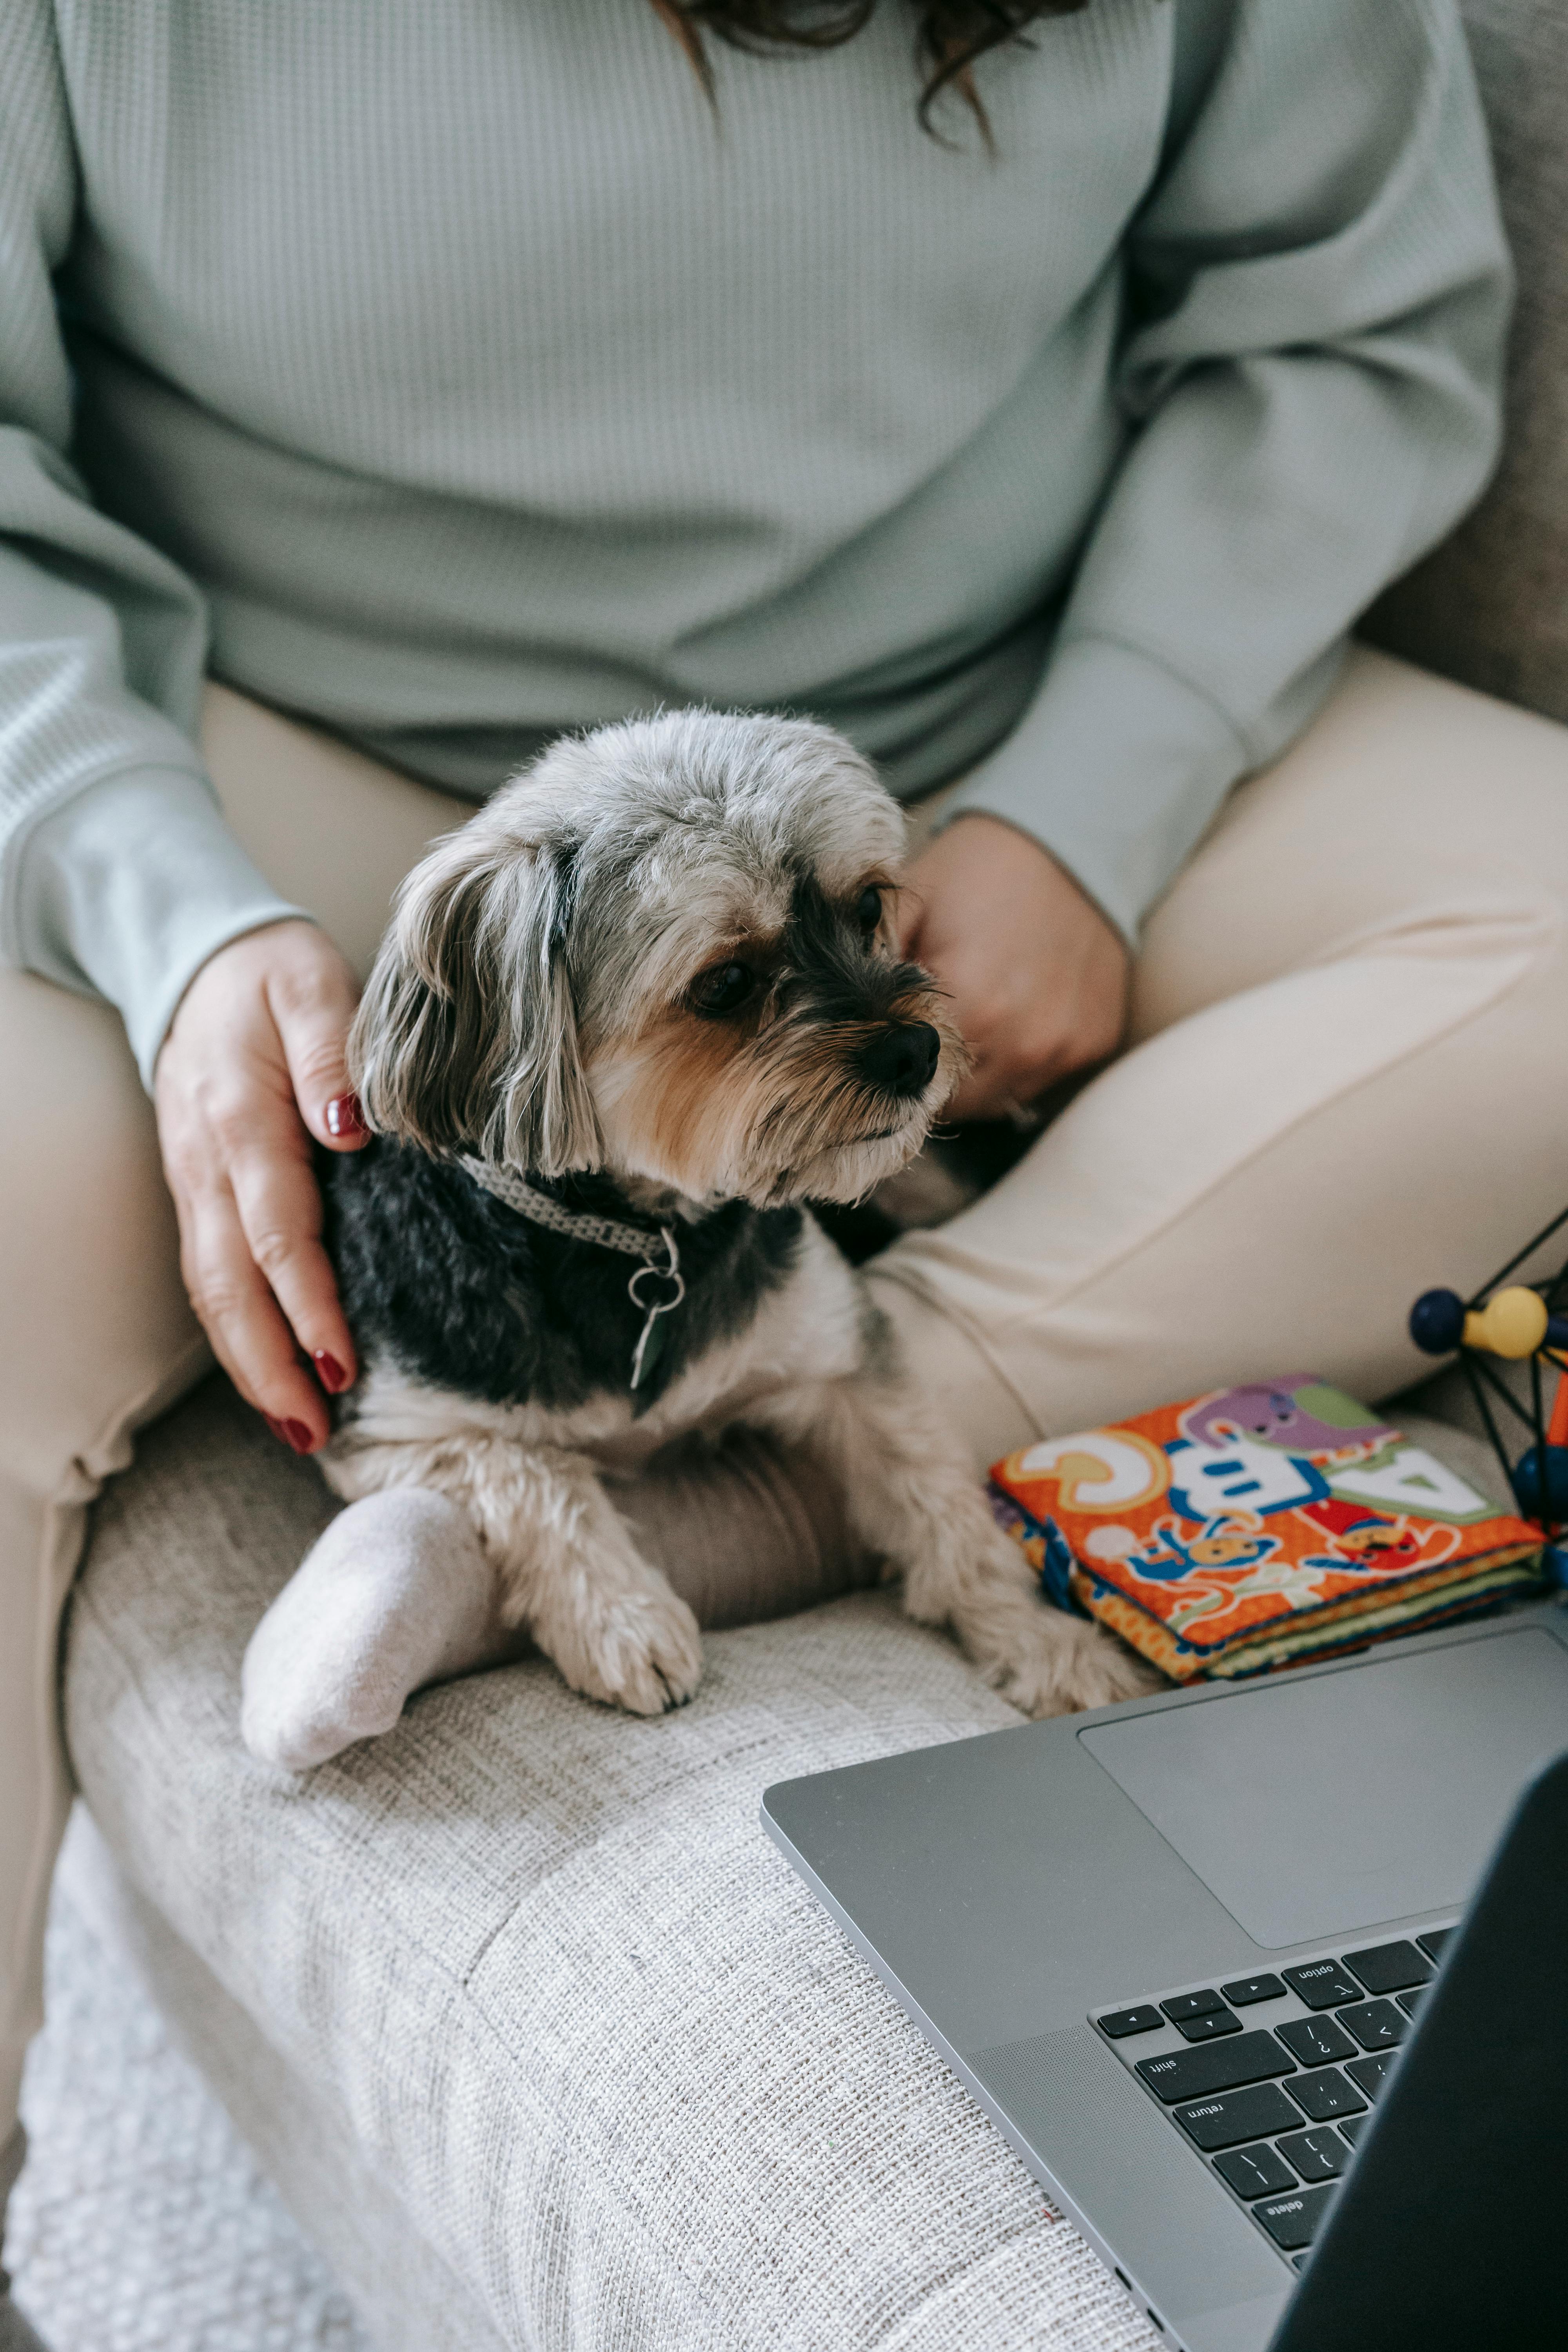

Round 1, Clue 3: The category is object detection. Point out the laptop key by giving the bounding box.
[1397,1987,1427,2021]
[1417,1927,1454,1964]
[1282,1958,1362,2010]
[1339,2000,1406,2052]
[1276,2127,1345,2183]
[1275,2014,1356,2067]
[1137,2032,1296,2104]
[1161,1988,1224,2024]
[1255,2185,1337,2252]
[1220,1974,1286,2007]
[1285,2066,1365,2122]
[1099,2005,1163,2038]
[1338,2114,1370,2148]
[1341,1939,1431,1995]
[1174,2006,1242,2043]
[1347,2052,1396,2100]
[1173,2083,1303,2151]
[1214,2143,1296,2200]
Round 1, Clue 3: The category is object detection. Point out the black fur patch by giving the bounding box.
[781,872,933,1040]
[322,1142,804,1416]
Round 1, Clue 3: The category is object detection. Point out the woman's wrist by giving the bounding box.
[17,767,310,1089]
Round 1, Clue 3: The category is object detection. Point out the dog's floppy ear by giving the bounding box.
[350,829,602,1175]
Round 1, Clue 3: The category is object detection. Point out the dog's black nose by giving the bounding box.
[859,1020,941,1099]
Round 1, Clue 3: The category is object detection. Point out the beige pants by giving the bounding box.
[5,647,1568,2137]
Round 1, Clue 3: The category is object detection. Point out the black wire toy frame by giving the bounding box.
[1410,1199,1568,1580]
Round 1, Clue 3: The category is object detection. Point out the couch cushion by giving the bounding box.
[64,1376,1162,2352]
[1361,0,1568,723]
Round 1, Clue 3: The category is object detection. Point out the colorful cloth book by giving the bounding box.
[989,1376,1546,1682]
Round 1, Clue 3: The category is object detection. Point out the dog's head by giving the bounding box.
[350,710,963,1205]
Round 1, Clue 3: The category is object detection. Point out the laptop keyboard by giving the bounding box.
[1093,1925,1455,2265]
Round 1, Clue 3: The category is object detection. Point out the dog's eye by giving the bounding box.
[856,885,883,933]
[691,960,756,1016]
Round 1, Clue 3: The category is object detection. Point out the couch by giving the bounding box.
[60,4,1566,2347]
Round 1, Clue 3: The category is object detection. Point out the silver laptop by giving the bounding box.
[761,1601,1568,2352]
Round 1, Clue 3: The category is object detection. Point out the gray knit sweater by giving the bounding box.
[0,0,1509,1081]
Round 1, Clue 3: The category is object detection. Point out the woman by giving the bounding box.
[4,3,1565,2334]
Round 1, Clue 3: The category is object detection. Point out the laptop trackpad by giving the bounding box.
[1078,1627,1568,1948]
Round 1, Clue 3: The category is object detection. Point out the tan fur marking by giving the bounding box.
[634,1014,751,1178]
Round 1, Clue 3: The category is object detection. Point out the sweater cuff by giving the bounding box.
[16,768,310,1088]
[938,634,1252,943]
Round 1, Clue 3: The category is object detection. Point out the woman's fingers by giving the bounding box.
[266,936,370,1151]
[226,1124,358,1401]
[154,919,366,1452]
[178,1180,333,1447]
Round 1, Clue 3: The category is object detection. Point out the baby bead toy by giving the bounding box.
[1410,1199,1568,1577]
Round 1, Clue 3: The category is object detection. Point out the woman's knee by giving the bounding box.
[1133,648,1568,1041]
[0,967,205,1500]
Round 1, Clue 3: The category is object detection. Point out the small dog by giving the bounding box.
[303,710,1145,1722]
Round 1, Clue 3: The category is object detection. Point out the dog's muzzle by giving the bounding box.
[857,1020,941,1100]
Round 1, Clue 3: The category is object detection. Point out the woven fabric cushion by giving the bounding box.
[1361,0,1568,722]
[64,1377,1162,2352]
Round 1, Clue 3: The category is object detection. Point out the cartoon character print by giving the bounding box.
[1161,1546,1359,1639]
[1118,1513,1280,1583]
[1295,1496,1462,1575]
[1105,1509,1407,1643]
[1184,1378,1397,1460]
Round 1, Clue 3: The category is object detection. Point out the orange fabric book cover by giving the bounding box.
[989,1376,1545,1682]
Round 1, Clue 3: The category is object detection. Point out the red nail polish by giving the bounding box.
[264,1414,317,1455]
[325,1092,368,1139]
[313,1351,349,1393]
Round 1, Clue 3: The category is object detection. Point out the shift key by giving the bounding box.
[1137,2031,1296,2104]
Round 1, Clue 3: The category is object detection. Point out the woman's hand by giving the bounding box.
[898,813,1131,1122]
[154,919,368,1453]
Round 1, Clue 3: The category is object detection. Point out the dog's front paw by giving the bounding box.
[907,1507,1166,1721]
[555,1581,705,1716]
[987,1604,1164,1720]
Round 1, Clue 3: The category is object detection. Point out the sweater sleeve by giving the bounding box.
[940,0,1512,941]
[0,1,303,1085]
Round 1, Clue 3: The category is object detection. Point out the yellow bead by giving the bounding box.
[1463,1286,1550,1359]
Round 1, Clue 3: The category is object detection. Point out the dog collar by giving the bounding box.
[457,1155,686,1389]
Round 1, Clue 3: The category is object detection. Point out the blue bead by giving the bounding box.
[1510,1446,1568,1522]
[1409,1288,1466,1354]
[1543,1545,1568,1590]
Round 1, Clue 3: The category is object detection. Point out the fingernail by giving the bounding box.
[313,1351,350,1394]
[325,1092,367,1139]
[265,1414,318,1455]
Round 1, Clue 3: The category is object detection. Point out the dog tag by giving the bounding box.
[630,1307,668,1389]
[628,1234,684,1390]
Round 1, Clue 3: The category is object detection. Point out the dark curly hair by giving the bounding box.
[649,0,1092,144]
